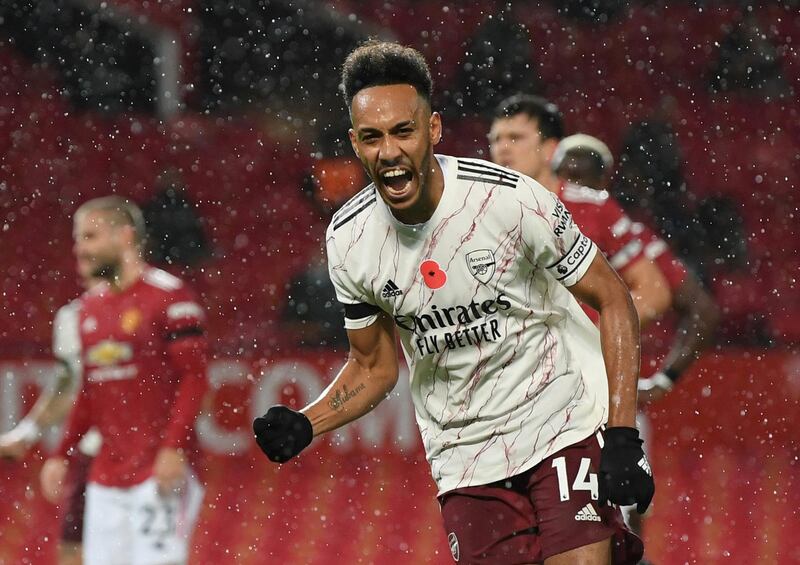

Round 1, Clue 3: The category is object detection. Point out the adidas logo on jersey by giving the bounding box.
[574,503,602,522]
[638,456,652,477]
[381,280,403,298]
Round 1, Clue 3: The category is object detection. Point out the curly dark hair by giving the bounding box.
[340,40,433,108]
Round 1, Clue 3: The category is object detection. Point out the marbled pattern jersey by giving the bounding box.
[326,155,609,494]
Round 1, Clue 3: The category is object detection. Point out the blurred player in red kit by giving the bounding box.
[550,139,722,457]
[488,96,672,329]
[1,277,99,565]
[39,196,208,565]
[254,41,652,564]
[550,133,719,399]
[550,133,720,562]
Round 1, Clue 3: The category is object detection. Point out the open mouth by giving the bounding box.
[380,168,414,196]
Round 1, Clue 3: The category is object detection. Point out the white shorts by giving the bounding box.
[83,474,204,565]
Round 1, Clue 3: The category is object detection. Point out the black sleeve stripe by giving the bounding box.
[332,198,377,231]
[456,174,517,189]
[458,159,515,173]
[457,162,519,182]
[457,159,520,178]
[344,302,381,320]
[166,326,205,341]
[332,186,375,221]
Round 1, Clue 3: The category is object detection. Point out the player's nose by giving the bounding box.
[377,136,402,162]
[494,139,512,155]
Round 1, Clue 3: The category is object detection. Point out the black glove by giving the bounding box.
[598,426,655,514]
[252,405,313,463]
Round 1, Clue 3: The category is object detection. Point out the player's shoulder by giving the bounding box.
[76,281,108,306]
[640,224,678,263]
[453,156,521,189]
[56,295,84,318]
[453,156,559,216]
[327,183,378,237]
[141,268,204,320]
[142,267,187,293]
[53,295,84,335]
[560,182,610,206]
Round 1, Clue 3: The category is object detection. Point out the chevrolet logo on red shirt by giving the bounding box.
[86,340,133,366]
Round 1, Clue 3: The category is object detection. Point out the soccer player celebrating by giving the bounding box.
[254,41,652,564]
[488,96,672,329]
[39,196,208,565]
[1,279,99,565]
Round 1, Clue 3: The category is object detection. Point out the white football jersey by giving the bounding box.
[326,155,608,494]
[53,299,83,381]
[53,298,102,456]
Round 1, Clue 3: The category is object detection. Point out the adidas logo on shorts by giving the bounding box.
[574,503,602,522]
[381,279,403,298]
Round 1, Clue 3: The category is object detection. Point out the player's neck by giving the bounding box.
[537,170,561,194]
[107,253,146,292]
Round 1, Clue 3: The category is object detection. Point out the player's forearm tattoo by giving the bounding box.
[327,383,367,412]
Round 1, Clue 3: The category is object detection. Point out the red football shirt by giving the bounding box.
[559,182,646,274]
[57,267,209,487]
[634,222,688,291]
[559,182,647,323]
[633,222,690,370]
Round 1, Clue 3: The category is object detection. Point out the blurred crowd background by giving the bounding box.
[1,0,798,563]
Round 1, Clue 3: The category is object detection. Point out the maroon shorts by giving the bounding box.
[438,431,643,564]
[61,452,93,543]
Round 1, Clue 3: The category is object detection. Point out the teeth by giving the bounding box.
[382,169,406,178]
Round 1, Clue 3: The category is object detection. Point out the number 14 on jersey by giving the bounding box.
[552,457,599,501]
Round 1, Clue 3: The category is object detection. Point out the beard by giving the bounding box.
[417,149,432,196]
[91,260,120,281]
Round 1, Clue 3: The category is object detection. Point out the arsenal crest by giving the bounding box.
[466,249,496,283]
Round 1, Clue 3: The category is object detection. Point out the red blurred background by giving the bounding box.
[1,1,798,563]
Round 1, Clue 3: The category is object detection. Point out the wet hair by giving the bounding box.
[75,195,146,245]
[493,94,564,140]
[340,40,433,108]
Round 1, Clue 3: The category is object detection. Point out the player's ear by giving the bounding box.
[121,224,137,249]
[542,138,559,162]
[430,112,442,146]
[348,128,361,160]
